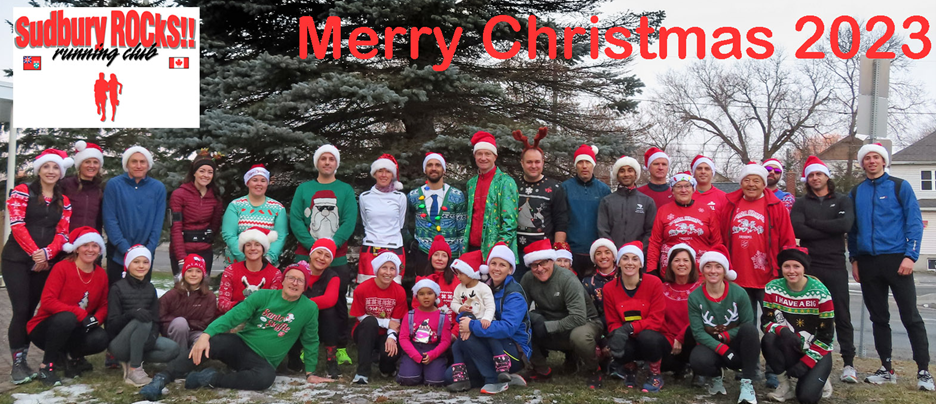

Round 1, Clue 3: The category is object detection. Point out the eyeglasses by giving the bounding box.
[672,184,693,190]
[284,275,304,284]
[764,166,782,173]
[530,260,552,270]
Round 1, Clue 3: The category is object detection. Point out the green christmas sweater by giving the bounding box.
[688,281,755,356]
[204,289,320,372]
[289,179,358,266]
[762,276,835,367]
[462,167,518,261]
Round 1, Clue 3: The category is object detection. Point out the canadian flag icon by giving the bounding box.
[169,57,189,69]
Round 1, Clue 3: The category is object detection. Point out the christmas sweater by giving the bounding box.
[694,186,729,215]
[582,269,617,322]
[721,191,795,289]
[400,308,453,363]
[205,289,320,372]
[349,278,407,334]
[221,196,288,266]
[687,281,755,356]
[661,281,701,346]
[290,179,358,266]
[762,277,835,368]
[27,260,108,333]
[406,185,467,256]
[646,200,722,275]
[360,186,407,249]
[516,176,568,250]
[462,167,518,261]
[772,188,795,212]
[217,261,283,314]
[451,281,495,321]
[638,182,673,208]
[602,275,665,335]
[6,183,72,261]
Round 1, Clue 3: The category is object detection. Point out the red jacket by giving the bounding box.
[27,260,108,333]
[159,286,217,333]
[719,189,796,289]
[602,274,666,336]
[169,182,223,260]
[646,200,722,276]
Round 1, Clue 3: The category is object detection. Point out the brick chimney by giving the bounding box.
[785,171,798,196]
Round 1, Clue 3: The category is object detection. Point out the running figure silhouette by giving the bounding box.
[108,74,122,122]
[94,73,108,121]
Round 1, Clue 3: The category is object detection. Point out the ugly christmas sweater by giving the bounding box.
[687,281,755,356]
[289,179,358,265]
[217,261,283,314]
[462,167,519,261]
[762,276,835,368]
[646,200,723,276]
[406,185,467,257]
[582,268,617,323]
[601,274,665,335]
[516,176,568,250]
[221,195,288,266]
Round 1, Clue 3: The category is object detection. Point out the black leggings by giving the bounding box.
[352,316,400,378]
[2,259,50,350]
[28,311,109,364]
[609,328,669,364]
[160,333,275,391]
[762,331,832,404]
[661,328,696,372]
[689,322,760,379]
[287,306,340,365]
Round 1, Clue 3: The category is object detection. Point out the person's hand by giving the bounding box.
[458,305,471,313]
[189,333,211,365]
[459,330,471,341]
[787,361,810,378]
[459,317,472,334]
[385,337,398,357]
[619,323,635,336]
[671,339,682,355]
[851,261,860,283]
[306,374,335,384]
[33,262,49,272]
[421,353,432,365]
[481,319,491,329]
[131,308,154,323]
[81,315,99,331]
[898,258,915,276]
[32,250,47,263]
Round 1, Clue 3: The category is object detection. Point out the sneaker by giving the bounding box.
[139,374,168,401]
[184,367,217,389]
[447,363,470,392]
[822,378,833,398]
[865,366,896,384]
[326,360,341,380]
[336,348,352,365]
[480,382,508,394]
[523,366,552,381]
[65,356,93,378]
[841,366,858,384]
[767,374,794,402]
[708,376,727,396]
[587,371,604,389]
[105,352,120,369]
[693,374,708,388]
[11,350,37,385]
[126,366,153,387]
[642,373,664,393]
[738,378,757,404]
[918,370,935,391]
[352,374,368,385]
[37,363,62,387]
[507,373,527,387]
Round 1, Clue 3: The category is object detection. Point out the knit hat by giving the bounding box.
[762,158,784,173]
[370,251,402,275]
[523,239,558,267]
[590,238,618,264]
[643,147,670,170]
[669,171,697,188]
[452,250,485,279]
[121,146,153,173]
[666,243,696,264]
[691,154,716,178]
[512,127,547,157]
[428,235,452,261]
[482,242,516,275]
[573,144,599,166]
[183,254,207,277]
[412,278,442,305]
[699,245,736,281]
[615,240,644,266]
[553,241,573,261]
[611,155,641,179]
[777,246,811,273]
[370,154,404,191]
[238,226,278,253]
[737,161,768,184]
[34,149,74,176]
[123,244,152,276]
[313,144,341,170]
[801,156,831,182]
[471,131,498,155]
[72,141,104,168]
[857,143,889,168]
[243,164,270,184]
[309,237,337,260]
[283,260,312,287]
[422,152,446,172]
[62,226,105,253]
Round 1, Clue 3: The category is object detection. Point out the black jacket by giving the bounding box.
[106,275,160,349]
[790,191,854,268]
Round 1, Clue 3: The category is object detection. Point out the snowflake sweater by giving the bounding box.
[516,176,568,250]
[217,261,283,314]
[221,196,288,266]
[5,183,72,262]
[687,281,755,356]
[27,260,108,333]
[762,276,835,368]
[661,281,701,346]
[582,269,617,323]
[646,200,722,276]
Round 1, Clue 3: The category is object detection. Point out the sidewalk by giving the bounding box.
[0,290,43,394]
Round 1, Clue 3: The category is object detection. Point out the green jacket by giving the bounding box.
[521,266,599,334]
[462,167,518,261]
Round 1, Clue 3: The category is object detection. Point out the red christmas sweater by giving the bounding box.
[217,261,283,313]
[27,260,108,333]
[602,274,665,335]
[661,280,701,346]
[693,186,729,215]
[646,200,723,276]
[7,184,72,260]
[350,278,407,335]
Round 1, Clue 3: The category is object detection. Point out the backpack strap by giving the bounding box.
[889,177,904,210]
[437,310,446,336]
[407,309,415,334]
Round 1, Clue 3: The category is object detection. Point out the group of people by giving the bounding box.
[2,130,931,403]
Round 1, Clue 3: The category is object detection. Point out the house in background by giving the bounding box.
[890,131,936,272]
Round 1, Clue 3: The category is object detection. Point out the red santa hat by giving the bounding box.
[737,161,768,184]
[611,155,641,178]
[699,245,736,281]
[72,141,104,168]
[523,239,558,267]
[428,235,452,261]
[471,131,498,155]
[422,152,446,172]
[62,226,105,254]
[691,154,716,178]
[121,146,154,173]
[482,242,516,274]
[183,254,208,277]
[553,241,573,261]
[857,142,889,168]
[243,164,270,184]
[615,240,644,266]
[123,244,152,277]
[369,251,403,283]
[370,153,404,191]
[669,171,697,188]
[800,156,831,182]
[412,278,442,306]
[313,144,341,169]
[309,237,337,259]
[666,243,697,264]
[643,147,670,170]
[590,238,618,264]
[238,226,278,253]
[762,158,784,173]
[34,149,74,176]
[283,261,312,287]
[573,144,599,166]
[451,250,485,280]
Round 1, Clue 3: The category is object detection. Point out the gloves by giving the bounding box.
[722,348,736,362]
[131,308,154,323]
[530,315,548,338]
[608,327,632,359]
[787,361,810,378]
[618,323,635,336]
[779,326,795,339]
[81,315,99,331]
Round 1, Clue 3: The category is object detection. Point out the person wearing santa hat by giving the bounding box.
[520,239,604,388]
[102,145,165,285]
[169,150,224,281]
[659,244,702,381]
[513,127,569,281]
[290,143,358,365]
[411,235,460,311]
[217,227,284,314]
[561,144,611,279]
[687,245,760,403]
[62,141,105,233]
[3,149,74,385]
[553,241,577,275]
[159,254,217,356]
[790,155,858,384]
[25,227,108,387]
[848,143,932,390]
[462,131,519,264]
[358,154,409,286]
[597,155,655,270]
[645,171,722,278]
[691,154,729,214]
[349,252,407,385]
[638,147,674,208]
[582,238,618,329]
[221,164,288,267]
[762,158,795,212]
[405,152,467,281]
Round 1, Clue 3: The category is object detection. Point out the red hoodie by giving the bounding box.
[719,189,796,289]
[602,274,666,335]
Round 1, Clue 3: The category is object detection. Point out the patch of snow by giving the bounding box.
[12,382,94,404]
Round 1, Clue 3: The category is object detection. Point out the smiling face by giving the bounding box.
[862,152,885,177]
[243,240,265,262]
[416,287,437,309]
[702,262,725,285]
[127,152,149,180]
[672,182,694,203]
[649,159,669,182]
[521,149,544,180]
[424,159,444,183]
[807,171,829,193]
[374,168,393,188]
[618,253,642,278]
[616,166,637,187]
[75,242,101,266]
[282,269,307,300]
[694,163,712,185]
[127,256,150,280]
[375,261,398,288]
[317,152,337,177]
[430,251,449,272]
[184,266,204,288]
[194,165,214,189]
[310,248,333,272]
[79,158,101,180]
[782,259,806,289]
[474,150,496,172]
[576,160,594,182]
[38,162,62,186]
[765,165,782,187]
[669,251,694,283]
[247,175,269,198]
[593,246,615,272]
[556,257,572,270]
[741,175,765,200]
[488,257,512,283]
[530,259,555,282]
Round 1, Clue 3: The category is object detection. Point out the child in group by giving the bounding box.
[553,241,577,276]
[159,254,217,354]
[398,279,453,386]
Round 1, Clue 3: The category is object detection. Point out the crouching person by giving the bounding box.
[139,263,333,401]
[349,252,407,384]
[397,279,452,386]
[159,254,217,354]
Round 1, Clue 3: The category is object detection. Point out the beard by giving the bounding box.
[426,171,443,184]
[767,176,779,187]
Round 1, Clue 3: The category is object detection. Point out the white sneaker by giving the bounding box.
[864,366,896,384]
[822,378,833,398]
[738,378,757,404]
[918,370,935,391]
[125,366,152,387]
[709,376,727,395]
[767,374,794,402]
[351,374,368,385]
[840,366,858,384]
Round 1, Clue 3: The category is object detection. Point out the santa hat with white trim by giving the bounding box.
[691,154,716,177]
[590,238,618,264]
[72,141,104,168]
[699,244,736,281]
[62,226,105,253]
[615,240,644,266]
[370,153,404,191]
[243,164,270,184]
[522,239,557,267]
[666,243,696,264]
[452,250,485,279]
[34,149,74,176]
[238,226,278,253]
[309,237,337,260]
[669,171,697,188]
[412,278,442,306]
[643,147,670,170]
[800,156,831,182]
[481,242,516,274]
[857,142,889,168]
[736,161,768,184]
[313,144,341,170]
[762,158,784,173]
[422,152,446,172]
[573,144,599,166]
[611,155,640,178]
[553,241,573,261]
[121,146,153,173]
[123,244,152,277]
[471,131,498,155]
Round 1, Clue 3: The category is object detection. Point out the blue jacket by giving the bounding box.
[102,174,167,263]
[847,173,923,261]
[469,276,532,358]
[561,176,611,254]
